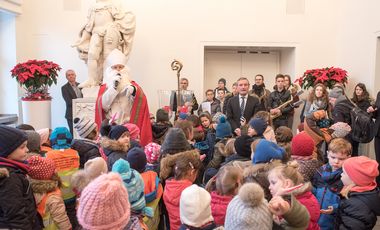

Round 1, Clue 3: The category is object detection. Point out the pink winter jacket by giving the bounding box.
[163,179,193,230]
[210,191,234,226]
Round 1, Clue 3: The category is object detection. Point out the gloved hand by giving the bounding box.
[125,84,136,97]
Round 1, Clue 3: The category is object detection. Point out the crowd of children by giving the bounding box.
[1,93,380,230]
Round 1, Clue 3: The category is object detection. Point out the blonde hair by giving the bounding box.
[328,138,352,156]
[269,161,304,186]
[254,111,273,127]
[206,166,242,196]
[223,138,236,157]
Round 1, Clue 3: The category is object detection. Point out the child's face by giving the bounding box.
[341,167,354,186]
[327,151,349,171]
[268,172,289,196]
[200,117,210,128]
[117,132,130,145]
[7,141,28,161]
[247,126,257,137]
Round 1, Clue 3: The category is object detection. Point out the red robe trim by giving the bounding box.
[95,81,152,146]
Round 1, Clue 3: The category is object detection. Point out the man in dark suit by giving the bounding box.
[61,70,82,135]
[226,77,260,134]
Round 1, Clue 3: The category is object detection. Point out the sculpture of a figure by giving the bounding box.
[95,49,152,146]
[73,0,135,88]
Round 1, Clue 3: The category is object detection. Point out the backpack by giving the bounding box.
[350,106,376,143]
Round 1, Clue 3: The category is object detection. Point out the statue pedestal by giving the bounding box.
[72,86,99,138]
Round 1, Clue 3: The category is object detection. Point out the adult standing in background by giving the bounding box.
[214,78,230,97]
[226,77,260,134]
[61,69,82,135]
[171,77,199,115]
[249,74,271,112]
[223,81,238,114]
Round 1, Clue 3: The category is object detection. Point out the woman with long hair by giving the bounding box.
[304,83,329,118]
[351,83,372,113]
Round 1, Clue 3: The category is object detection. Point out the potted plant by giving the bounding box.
[11,59,61,129]
[296,67,348,90]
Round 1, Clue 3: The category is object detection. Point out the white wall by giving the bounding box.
[0,12,18,115]
[14,0,379,129]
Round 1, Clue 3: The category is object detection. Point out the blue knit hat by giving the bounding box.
[252,139,285,164]
[126,147,147,173]
[109,125,129,140]
[50,127,72,150]
[112,159,153,217]
[249,118,268,136]
[216,116,232,139]
[0,125,27,157]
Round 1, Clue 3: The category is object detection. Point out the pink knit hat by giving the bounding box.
[28,155,56,180]
[124,123,140,140]
[343,156,379,192]
[144,142,161,164]
[291,131,314,157]
[77,172,131,230]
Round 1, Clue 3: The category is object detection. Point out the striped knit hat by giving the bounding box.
[112,159,153,217]
[225,183,272,229]
[74,117,97,139]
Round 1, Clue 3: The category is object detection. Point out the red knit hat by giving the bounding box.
[28,155,56,180]
[343,156,379,191]
[124,123,140,140]
[291,131,314,157]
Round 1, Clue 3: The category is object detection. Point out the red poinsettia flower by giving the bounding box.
[298,67,348,90]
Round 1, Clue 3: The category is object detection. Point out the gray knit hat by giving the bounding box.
[74,117,97,139]
[225,183,272,230]
[25,130,41,153]
[160,128,191,154]
[328,86,344,98]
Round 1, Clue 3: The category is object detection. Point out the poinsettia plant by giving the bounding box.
[11,59,61,101]
[296,67,348,90]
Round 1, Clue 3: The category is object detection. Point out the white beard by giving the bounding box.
[103,66,132,92]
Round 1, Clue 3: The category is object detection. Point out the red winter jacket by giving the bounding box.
[163,179,193,230]
[210,191,234,226]
[294,185,321,230]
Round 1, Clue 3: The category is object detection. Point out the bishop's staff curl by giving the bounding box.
[171,60,183,114]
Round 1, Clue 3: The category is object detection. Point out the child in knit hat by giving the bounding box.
[205,165,242,226]
[311,137,351,230]
[160,150,202,230]
[144,142,161,173]
[37,128,53,152]
[152,108,172,145]
[253,111,276,143]
[268,162,320,230]
[99,123,131,170]
[160,127,192,157]
[0,125,42,229]
[179,185,218,230]
[291,132,320,182]
[77,172,133,230]
[247,118,268,140]
[45,126,80,228]
[71,116,101,169]
[25,130,43,156]
[71,157,108,196]
[28,155,71,229]
[112,159,154,229]
[335,156,380,229]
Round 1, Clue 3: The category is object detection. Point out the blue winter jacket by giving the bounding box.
[311,164,343,230]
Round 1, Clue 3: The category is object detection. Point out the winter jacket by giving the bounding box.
[141,171,163,230]
[268,88,292,120]
[210,191,233,226]
[163,179,193,230]
[249,85,271,111]
[351,98,371,114]
[31,179,71,230]
[198,99,221,117]
[0,157,42,230]
[152,122,172,145]
[206,138,229,170]
[71,138,101,169]
[332,96,354,125]
[312,164,343,230]
[100,137,129,170]
[284,183,320,230]
[335,189,380,230]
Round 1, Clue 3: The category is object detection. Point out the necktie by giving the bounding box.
[240,96,245,117]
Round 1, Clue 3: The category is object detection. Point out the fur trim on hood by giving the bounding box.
[30,178,59,194]
[243,159,283,179]
[100,137,129,153]
[239,183,265,207]
[159,149,200,180]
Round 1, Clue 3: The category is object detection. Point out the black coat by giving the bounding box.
[267,89,292,119]
[0,158,42,230]
[71,139,101,169]
[373,92,380,137]
[335,189,380,230]
[332,97,354,125]
[226,94,260,131]
[100,138,129,171]
[61,82,81,119]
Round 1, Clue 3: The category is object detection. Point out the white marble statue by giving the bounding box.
[73,0,136,88]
